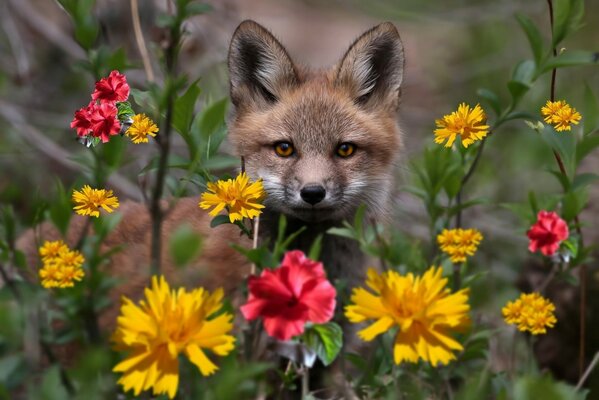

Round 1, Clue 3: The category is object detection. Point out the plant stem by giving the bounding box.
[148,14,179,277]
[301,367,309,398]
[130,0,155,83]
[546,0,586,378]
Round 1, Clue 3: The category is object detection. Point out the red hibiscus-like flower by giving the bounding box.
[241,250,336,341]
[527,211,569,256]
[90,102,120,143]
[70,101,95,137]
[92,70,130,103]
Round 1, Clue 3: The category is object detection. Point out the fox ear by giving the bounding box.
[336,22,404,109]
[228,20,298,109]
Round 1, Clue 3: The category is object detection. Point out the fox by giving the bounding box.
[16,20,405,337]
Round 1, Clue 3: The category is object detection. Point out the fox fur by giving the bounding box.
[16,20,405,334]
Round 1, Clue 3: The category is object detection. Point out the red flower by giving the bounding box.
[90,102,120,143]
[70,101,95,137]
[92,70,130,103]
[527,211,569,256]
[240,250,336,341]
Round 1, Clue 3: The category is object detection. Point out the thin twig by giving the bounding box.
[148,9,179,277]
[576,352,599,391]
[251,215,260,275]
[546,0,586,378]
[130,0,155,83]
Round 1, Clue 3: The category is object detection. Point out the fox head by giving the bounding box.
[227,20,404,223]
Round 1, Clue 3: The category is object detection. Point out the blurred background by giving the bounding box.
[1,0,598,390]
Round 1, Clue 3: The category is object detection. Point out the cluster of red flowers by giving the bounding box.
[241,250,337,341]
[70,71,130,145]
[527,210,569,256]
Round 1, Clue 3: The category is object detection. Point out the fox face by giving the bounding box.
[227,21,405,223]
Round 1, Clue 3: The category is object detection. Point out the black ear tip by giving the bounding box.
[232,20,270,39]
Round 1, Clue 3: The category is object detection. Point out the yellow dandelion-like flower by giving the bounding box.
[72,185,119,218]
[39,240,68,262]
[541,100,582,132]
[502,292,556,335]
[39,262,62,289]
[434,103,490,148]
[112,276,235,399]
[38,241,85,289]
[126,114,159,144]
[199,172,266,223]
[437,228,483,263]
[345,266,470,366]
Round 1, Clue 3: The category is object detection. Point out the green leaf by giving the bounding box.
[514,374,587,400]
[173,82,201,138]
[507,60,535,106]
[516,14,546,66]
[327,227,357,240]
[476,88,501,116]
[572,173,599,191]
[583,84,599,135]
[210,215,231,228]
[231,245,276,269]
[198,98,228,141]
[540,50,599,74]
[552,0,585,47]
[562,188,588,222]
[117,101,135,120]
[308,234,323,260]
[576,135,599,164]
[169,224,203,267]
[49,181,72,236]
[37,366,70,400]
[93,212,122,240]
[303,322,343,366]
[185,2,213,16]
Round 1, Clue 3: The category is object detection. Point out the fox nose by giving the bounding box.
[300,185,326,205]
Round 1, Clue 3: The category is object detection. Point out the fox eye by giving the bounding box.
[336,142,356,158]
[274,141,294,157]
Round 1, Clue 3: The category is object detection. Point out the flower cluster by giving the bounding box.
[502,292,557,335]
[38,240,85,288]
[70,70,158,146]
[241,250,337,341]
[345,266,470,366]
[434,103,489,148]
[72,185,120,217]
[199,172,266,223]
[112,276,235,399]
[527,211,568,256]
[437,228,483,263]
[541,100,582,132]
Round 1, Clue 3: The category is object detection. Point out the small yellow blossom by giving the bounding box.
[72,185,119,217]
[434,103,490,148]
[112,276,235,399]
[502,292,556,335]
[437,228,483,263]
[38,241,85,289]
[199,172,266,223]
[39,240,68,262]
[541,100,582,132]
[126,114,159,143]
[345,266,470,366]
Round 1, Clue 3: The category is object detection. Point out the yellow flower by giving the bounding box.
[112,276,235,399]
[72,185,119,217]
[502,292,556,335]
[126,114,159,144]
[39,240,68,262]
[437,228,483,263]
[199,172,266,223]
[541,100,582,132]
[345,267,470,366]
[38,241,85,289]
[434,103,490,148]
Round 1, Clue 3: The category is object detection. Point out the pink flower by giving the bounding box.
[90,102,120,143]
[70,101,95,137]
[241,250,337,341]
[527,211,569,256]
[92,70,130,103]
